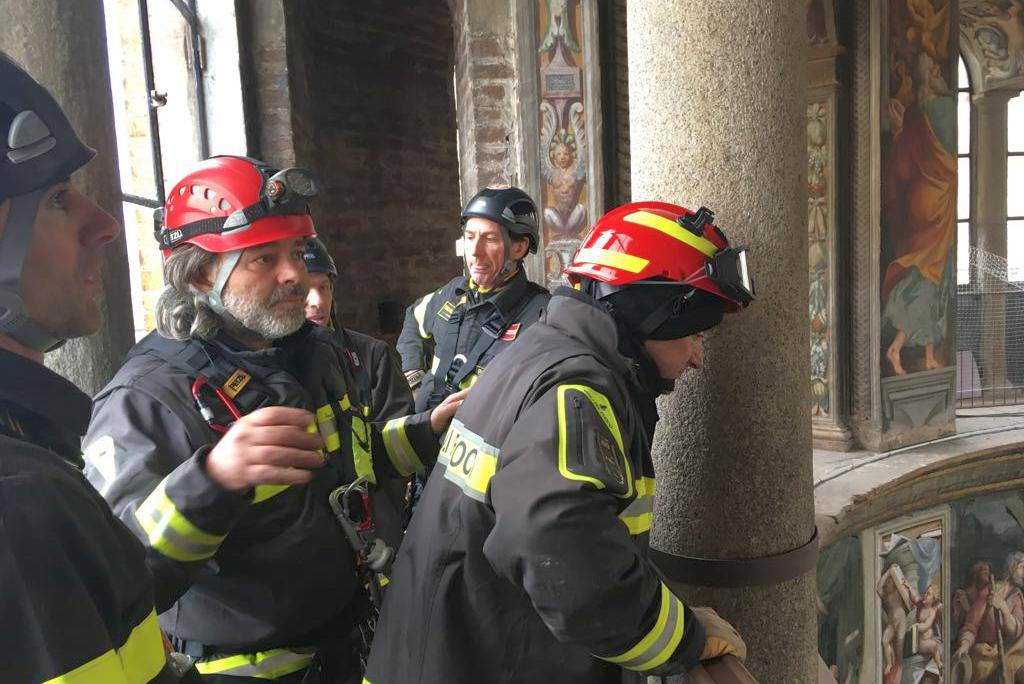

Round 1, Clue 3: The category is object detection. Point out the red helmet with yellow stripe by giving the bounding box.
[564,201,754,311]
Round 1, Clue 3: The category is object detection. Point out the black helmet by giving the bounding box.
[461,187,539,254]
[303,237,338,279]
[0,53,95,201]
[0,53,96,352]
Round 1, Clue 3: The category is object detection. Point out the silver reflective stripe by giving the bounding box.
[138,505,220,559]
[619,493,654,520]
[600,583,686,671]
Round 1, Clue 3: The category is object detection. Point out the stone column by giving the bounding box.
[973,90,1017,397]
[1,0,134,395]
[628,1,816,682]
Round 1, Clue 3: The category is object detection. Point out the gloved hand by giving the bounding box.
[692,606,747,662]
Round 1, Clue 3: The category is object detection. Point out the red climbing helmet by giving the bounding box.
[156,155,318,257]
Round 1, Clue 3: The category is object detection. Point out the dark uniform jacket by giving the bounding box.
[365,289,705,684]
[396,268,549,412]
[0,350,177,684]
[82,323,437,679]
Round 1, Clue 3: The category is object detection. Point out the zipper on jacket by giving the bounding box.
[571,394,585,467]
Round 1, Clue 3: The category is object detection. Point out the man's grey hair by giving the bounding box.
[155,244,222,341]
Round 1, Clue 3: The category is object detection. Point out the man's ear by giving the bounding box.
[510,236,530,261]
[190,255,217,294]
[0,199,9,241]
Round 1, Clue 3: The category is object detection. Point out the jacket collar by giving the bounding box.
[545,287,631,378]
[457,268,533,321]
[0,348,92,440]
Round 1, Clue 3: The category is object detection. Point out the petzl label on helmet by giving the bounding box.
[438,418,499,502]
[557,385,632,498]
[222,369,252,398]
[500,323,521,341]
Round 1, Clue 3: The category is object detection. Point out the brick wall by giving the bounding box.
[450,0,521,192]
[244,2,463,340]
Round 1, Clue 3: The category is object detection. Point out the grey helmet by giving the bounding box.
[0,53,96,351]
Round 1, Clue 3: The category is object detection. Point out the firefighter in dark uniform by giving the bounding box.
[365,202,754,683]
[0,53,188,683]
[302,236,445,542]
[81,157,464,683]
[396,186,550,409]
[396,187,549,510]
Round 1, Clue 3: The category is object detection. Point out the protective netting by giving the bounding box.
[956,246,1024,407]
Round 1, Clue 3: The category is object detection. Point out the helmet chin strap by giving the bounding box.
[462,229,520,291]
[190,249,249,333]
[0,189,66,352]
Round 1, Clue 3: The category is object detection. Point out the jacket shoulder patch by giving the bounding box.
[556,385,633,497]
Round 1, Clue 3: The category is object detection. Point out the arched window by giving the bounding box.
[957,54,971,285]
[1009,92,1024,280]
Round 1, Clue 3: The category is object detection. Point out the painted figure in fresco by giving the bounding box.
[912,584,945,674]
[878,562,915,681]
[540,100,587,238]
[882,29,957,376]
[956,562,995,627]
[954,552,1024,683]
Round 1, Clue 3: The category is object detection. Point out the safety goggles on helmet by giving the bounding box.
[155,164,319,251]
[682,245,755,306]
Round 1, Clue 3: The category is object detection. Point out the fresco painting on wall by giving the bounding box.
[876,516,947,684]
[960,0,1024,90]
[536,0,589,287]
[880,0,958,378]
[818,537,864,684]
[809,99,832,417]
[949,492,1024,683]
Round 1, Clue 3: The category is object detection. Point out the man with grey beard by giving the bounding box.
[82,156,463,683]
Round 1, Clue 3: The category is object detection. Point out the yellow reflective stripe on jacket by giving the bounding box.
[316,404,342,453]
[438,418,499,502]
[43,610,166,684]
[351,410,376,484]
[555,384,632,497]
[194,648,315,678]
[135,480,226,561]
[412,294,433,338]
[382,415,424,476]
[623,209,718,257]
[620,476,656,535]
[599,583,686,671]
[575,247,649,274]
[252,484,289,504]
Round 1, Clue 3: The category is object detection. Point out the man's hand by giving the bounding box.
[429,388,470,435]
[692,606,747,663]
[205,407,326,492]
